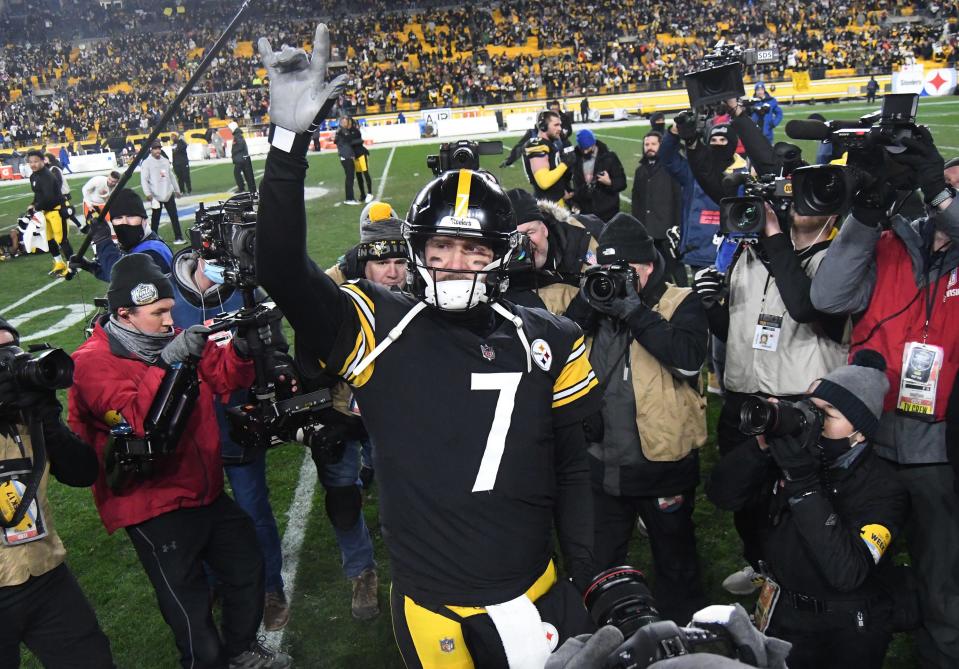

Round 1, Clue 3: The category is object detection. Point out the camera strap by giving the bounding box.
[0,417,48,535]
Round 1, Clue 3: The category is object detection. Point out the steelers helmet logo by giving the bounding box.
[130,282,159,305]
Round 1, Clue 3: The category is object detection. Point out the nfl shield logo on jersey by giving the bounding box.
[480,344,496,361]
[439,637,455,653]
[531,339,552,371]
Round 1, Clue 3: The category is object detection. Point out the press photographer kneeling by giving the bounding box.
[67,254,291,669]
[707,352,908,669]
[0,318,114,667]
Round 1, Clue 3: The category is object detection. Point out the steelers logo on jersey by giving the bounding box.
[531,338,553,371]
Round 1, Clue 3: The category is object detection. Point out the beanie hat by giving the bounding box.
[576,128,596,149]
[596,213,656,264]
[709,123,731,141]
[108,253,174,311]
[945,156,959,170]
[810,350,890,439]
[0,316,19,345]
[359,201,399,242]
[110,188,148,219]
[649,112,665,123]
[506,188,542,226]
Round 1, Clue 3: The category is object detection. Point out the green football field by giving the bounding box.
[3,97,958,668]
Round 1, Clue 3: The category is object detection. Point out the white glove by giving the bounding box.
[692,266,724,300]
[257,23,348,134]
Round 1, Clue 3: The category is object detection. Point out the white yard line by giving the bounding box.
[375,146,396,201]
[259,450,318,648]
[0,278,64,315]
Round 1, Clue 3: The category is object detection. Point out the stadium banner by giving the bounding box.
[436,116,499,137]
[922,68,957,96]
[68,153,118,173]
[506,112,538,132]
[892,65,927,94]
[363,123,420,144]
[420,107,453,133]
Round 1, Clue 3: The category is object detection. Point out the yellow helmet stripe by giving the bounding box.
[454,169,472,218]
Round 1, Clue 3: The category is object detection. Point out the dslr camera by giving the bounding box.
[787,93,919,216]
[427,139,503,175]
[720,175,793,237]
[739,396,824,438]
[582,265,637,307]
[0,344,74,413]
[685,42,780,108]
[190,191,258,288]
[585,567,745,668]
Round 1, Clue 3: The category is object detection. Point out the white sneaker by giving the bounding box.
[344,199,360,205]
[635,514,648,538]
[722,564,765,596]
[364,193,374,203]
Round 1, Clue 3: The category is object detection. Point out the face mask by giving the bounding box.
[818,431,860,461]
[202,261,226,285]
[115,224,145,250]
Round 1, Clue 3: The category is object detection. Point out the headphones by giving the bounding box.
[537,110,554,133]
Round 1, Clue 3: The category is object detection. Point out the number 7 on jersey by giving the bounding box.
[471,372,522,492]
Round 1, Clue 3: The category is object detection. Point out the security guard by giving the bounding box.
[707,351,909,669]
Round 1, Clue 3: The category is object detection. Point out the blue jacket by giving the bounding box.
[659,132,720,268]
[750,94,783,144]
[94,234,173,282]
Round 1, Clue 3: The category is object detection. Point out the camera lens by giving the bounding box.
[739,397,775,436]
[584,566,662,637]
[809,172,845,209]
[451,147,476,170]
[16,348,74,391]
[728,201,762,232]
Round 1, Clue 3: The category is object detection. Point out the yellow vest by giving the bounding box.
[0,426,66,587]
[629,286,707,461]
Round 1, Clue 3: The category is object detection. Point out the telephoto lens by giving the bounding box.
[584,567,662,637]
[739,396,824,438]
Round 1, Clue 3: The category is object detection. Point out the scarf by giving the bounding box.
[104,315,175,365]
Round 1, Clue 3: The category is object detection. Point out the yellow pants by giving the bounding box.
[354,154,368,173]
[43,207,66,244]
[391,561,557,669]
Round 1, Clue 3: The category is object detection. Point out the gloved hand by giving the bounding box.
[684,603,791,669]
[257,24,348,134]
[767,431,818,485]
[692,267,723,302]
[674,111,699,142]
[666,225,681,258]
[68,255,100,273]
[160,325,210,366]
[894,125,947,204]
[0,372,61,424]
[233,323,276,358]
[583,270,643,320]
[545,626,624,669]
[88,215,112,245]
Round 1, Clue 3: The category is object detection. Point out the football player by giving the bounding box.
[256,24,599,668]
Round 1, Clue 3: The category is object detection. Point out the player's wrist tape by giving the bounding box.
[268,124,312,156]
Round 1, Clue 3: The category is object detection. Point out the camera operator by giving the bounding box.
[564,214,709,624]
[750,83,783,145]
[659,118,726,272]
[707,352,908,669]
[72,188,173,281]
[502,187,600,314]
[256,24,599,667]
[809,128,959,668]
[67,254,290,669]
[0,318,114,668]
[569,129,626,223]
[631,131,686,286]
[523,110,577,206]
[169,248,292,631]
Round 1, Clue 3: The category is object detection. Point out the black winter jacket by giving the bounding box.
[631,157,681,239]
[571,141,626,222]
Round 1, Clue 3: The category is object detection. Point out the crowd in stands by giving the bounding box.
[0,0,956,147]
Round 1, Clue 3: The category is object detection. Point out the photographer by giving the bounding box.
[750,83,783,145]
[570,129,626,223]
[75,188,173,281]
[565,214,709,624]
[809,129,959,667]
[68,254,290,669]
[0,318,114,668]
[505,187,599,314]
[256,25,598,667]
[707,352,908,669]
[169,248,291,631]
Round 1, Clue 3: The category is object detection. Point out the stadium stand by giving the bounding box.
[0,0,956,147]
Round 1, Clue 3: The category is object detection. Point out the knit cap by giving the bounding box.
[810,350,890,439]
[596,213,656,264]
[108,253,174,311]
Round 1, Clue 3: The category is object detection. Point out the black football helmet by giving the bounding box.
[404,169,520,310]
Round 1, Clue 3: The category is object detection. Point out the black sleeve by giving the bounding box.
[605,153,627,194]
[630,166,643,220]
[731,114,778,176]
[761,234,848,340]
[563,290,600,335]
[256,141,351,363]
[686,143,726,205]
[32,171,62,210]
[703,299,730,342]
[40,417,100,487]
[552,420,594,589]
[705,437,775,511]
[624,292,708,374]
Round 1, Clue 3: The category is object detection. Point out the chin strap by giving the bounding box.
[488,300,532,373]
[350,301,429,379]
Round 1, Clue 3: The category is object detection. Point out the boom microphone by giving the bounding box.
[785,118,864,141]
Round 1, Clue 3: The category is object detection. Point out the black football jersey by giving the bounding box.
[522,137,569,202]
[320,280,599,606]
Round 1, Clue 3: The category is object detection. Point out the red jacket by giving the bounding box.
[68,322,255,533]
[851,232,959,421]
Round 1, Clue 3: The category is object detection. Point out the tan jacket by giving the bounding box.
[0,426,66,587]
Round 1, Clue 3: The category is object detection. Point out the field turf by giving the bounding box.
[3,97,958,667]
